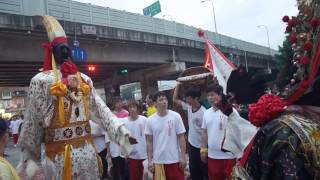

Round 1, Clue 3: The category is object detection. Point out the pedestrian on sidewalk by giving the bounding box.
[145,91,186,180]
[0,118,20,180]
[9,117,22,147]
[173,83,207,180]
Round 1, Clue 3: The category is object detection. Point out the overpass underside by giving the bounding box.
[0,29,277,87]
[0,12,278,89]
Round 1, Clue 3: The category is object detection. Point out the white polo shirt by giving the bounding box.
[145,110,186,164]
[109,117,126,158]
[89,120,110,153]
[181,102,206,148]
[123,115,148,160]
[202,108,235,159]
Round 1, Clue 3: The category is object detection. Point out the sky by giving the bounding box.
[75,0,298,50]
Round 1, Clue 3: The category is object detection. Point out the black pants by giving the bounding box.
[111,156,130,180]
[188,143,208,180]
[98,148,109,179]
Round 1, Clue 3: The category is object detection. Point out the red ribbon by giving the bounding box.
[41,37,68,71]
[239,136,255,167]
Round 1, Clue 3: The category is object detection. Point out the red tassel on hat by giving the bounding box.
[41,37,68,71]
[282,15,290,23]
[303,41,313,51]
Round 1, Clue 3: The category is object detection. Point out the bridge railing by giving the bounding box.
[0,0,277,56]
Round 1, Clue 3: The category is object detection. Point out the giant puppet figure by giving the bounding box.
[17,16,134,180]
[213,0,320,179]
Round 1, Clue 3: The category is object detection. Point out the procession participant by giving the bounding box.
[123,100,148,180]
[145,91,186,180]
[17,15,135,180]
[110,97,130,180]
[201,84,253,180]
[173,84,207,180]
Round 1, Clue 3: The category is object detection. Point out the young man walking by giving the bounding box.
[123,100,148,180]
[145,91,186,180]
[201,85,236,180]
[173,84,207,180]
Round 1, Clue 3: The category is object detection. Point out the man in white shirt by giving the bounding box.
[9,116,23,147]
[89,120,111,180]
[145,91,186,180]
[173,83,207,180]
[201,85,236,180]
[123,100,148,180]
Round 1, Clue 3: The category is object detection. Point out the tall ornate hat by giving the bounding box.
[42,15,69,71]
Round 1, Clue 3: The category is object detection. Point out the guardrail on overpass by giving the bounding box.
[0,0,278,57]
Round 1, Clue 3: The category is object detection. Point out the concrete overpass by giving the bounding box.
[0,0,279,95]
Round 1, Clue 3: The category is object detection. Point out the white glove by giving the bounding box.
[16,150,40,179]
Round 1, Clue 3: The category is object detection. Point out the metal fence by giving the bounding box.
[0,0,277,56]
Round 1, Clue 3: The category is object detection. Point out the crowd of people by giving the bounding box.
[1,1,319,179]
[75,82,256,180]
[0,82,252,180]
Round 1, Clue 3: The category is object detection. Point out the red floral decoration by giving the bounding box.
[288,19,297,27]
[310,17,320,28]
[248,94,286,127]
[303,41,313,51]
[198,30,205,37]
[61,60,78,78]
[288,34,297,44]
[300,56,309,65]
[282,15,290,22]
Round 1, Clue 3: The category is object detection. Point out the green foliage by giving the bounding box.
[274,39,295,89]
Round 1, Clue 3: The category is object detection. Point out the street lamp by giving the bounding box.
[162,14,173,21]
[201,0,221,46]
[257,25,272,73]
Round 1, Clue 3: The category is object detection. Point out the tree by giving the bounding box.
[274,38,295,90]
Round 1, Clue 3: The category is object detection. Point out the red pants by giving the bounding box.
[13,134,19,145]
[208,158,236,180]
[127,158,144,180]
[154,163,184,180]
